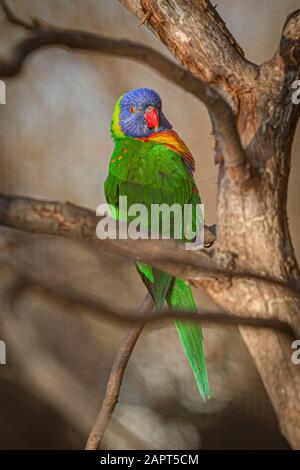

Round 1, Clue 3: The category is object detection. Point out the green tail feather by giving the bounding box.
[137,262,210,401]
[152,268,173,311]
[167,278,210,400]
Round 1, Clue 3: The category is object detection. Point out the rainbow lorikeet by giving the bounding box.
[104,88,210,400]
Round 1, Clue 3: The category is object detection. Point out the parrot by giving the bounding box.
[104,88,210,400]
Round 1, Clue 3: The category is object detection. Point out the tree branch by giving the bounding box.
[0,0,248,174]
[0,193,224,283]
[119,0,257,94]
[1,193,300,307]
[0,192,216,261]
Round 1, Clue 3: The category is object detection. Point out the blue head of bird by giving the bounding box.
[112,88,172,138]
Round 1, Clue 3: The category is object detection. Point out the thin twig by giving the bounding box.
[10,270,296,340]
[0,0,35,30]
[85,293,154,450]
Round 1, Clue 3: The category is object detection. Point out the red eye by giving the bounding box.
[130,106,136,113]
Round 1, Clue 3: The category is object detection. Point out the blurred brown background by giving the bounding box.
[0,0,299,449]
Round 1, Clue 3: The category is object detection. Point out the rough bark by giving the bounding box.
[120,0,300,449]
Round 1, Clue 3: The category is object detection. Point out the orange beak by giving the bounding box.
[145,108,159,131]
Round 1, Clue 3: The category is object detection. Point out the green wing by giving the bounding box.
[105,138,197,235]
[106,139,193,200]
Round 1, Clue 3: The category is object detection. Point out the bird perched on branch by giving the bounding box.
[105,88,210,400]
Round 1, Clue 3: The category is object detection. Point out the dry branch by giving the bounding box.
[1,193,299,304]
[0,0,248,174]
[85,293,154,450]
[0,193,217,268]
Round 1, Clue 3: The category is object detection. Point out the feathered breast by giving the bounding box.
[137,130,195,173]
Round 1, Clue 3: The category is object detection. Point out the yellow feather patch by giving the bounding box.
[111,95,125,138]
